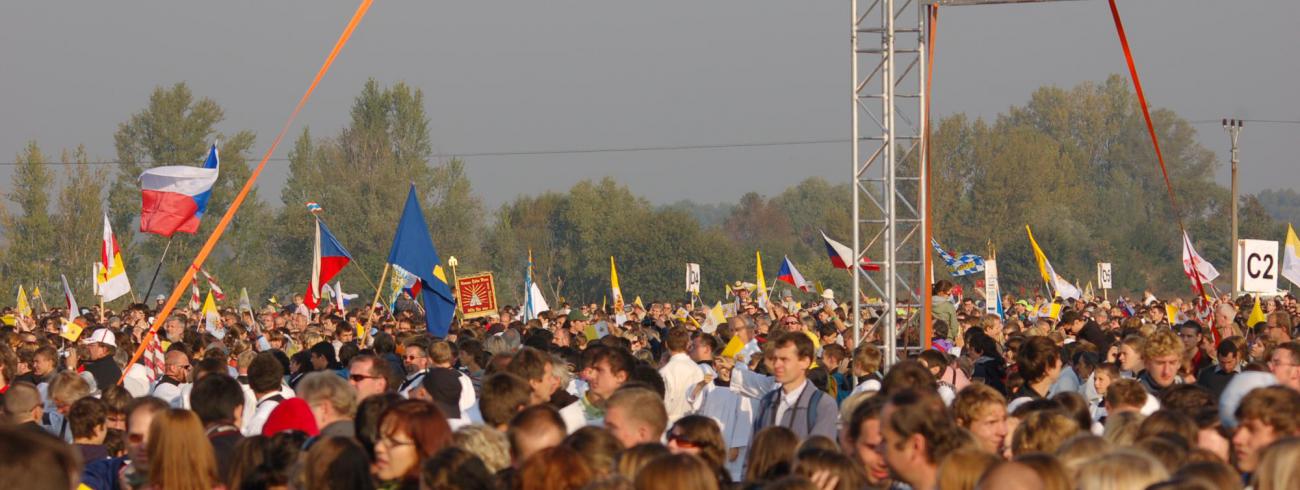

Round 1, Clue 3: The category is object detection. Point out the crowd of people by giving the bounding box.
[0,279,1298,490]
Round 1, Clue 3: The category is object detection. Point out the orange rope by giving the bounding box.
[921,5,937,350]
[120,0,375,384]
[1107,0,1213,328]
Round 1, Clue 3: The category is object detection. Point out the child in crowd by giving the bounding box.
[1091,362,1120,421]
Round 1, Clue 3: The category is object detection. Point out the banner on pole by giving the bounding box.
[1236,240,1279,293]
[1097,263,1113,289]
[456,272,499,319]
[686,263,701,294]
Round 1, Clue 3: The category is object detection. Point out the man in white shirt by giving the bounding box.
[559,344,633,433]
[659,327,704,423]
[687,357,754,481]
[150,350,190,405]
[242,352,288,436]
[750,333,838,440]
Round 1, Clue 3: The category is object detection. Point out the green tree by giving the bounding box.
[0,141,58,291]
[274,80,483,300]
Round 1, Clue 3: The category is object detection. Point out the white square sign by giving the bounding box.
[1237,239,1279,293]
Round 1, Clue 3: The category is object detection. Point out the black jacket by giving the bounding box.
[83,356,122,392]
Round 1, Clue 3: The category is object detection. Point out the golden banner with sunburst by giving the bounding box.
[456,272,498,319]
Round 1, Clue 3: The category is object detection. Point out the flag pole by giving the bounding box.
[361,262,390,346]
[142,237,174,304]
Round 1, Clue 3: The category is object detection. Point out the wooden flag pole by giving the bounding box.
[361,262,390,346]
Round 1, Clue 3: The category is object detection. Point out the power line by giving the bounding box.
[0,138,849,166]
[1188,119,1300,125]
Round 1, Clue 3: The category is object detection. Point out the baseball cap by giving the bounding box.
[83,328,116,346]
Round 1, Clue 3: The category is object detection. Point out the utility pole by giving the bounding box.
[1224,118,1243,297]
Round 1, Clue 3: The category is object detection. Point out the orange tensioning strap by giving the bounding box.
[921,4,937,350]
[119,0,375,384]
[1107,0,1213,325]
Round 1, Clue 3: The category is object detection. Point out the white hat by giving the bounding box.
[821,289,835,300]
[84,328,116,346]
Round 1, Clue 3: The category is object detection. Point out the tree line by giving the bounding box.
[0,76,1278,308]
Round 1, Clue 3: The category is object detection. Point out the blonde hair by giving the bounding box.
[1054,435,1111,480]
[1252,437,1300,490]
[1143,329,1183,361]
[1075,449,1168,490]
[48,371,91,407]
[453,425,511,473]
[1011,411,1081,456]
[1014,452,1071,490]
[952,383,1005,426]
[1102,411,1145,446]
[147,409,218,490]
[936,448,999,490]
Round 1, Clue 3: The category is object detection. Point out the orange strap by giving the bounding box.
[1107,1,1211,307]
[120,0,375,384]
[921,4,938,349]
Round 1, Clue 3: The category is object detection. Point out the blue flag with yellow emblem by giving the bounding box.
[387,185,457,337]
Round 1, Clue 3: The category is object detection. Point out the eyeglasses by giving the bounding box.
[667,432,700,449]
[127,432,145,445]
[349,374,381,382]
[404,354,426,361]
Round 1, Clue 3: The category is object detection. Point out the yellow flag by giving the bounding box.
[32,286,41,298]
[1283,224,1300,287]
[709,301,727,325]
[1165,304,1179,324]
[1048,303,1062,320]
[1247,297,1267,327]
[61,319,84,342]
[633,296,644,309]
[720,334,745,359]
[755,250,768,305]
[1026,225,1053,286]
[609,256,624,311]
[16,286,31,318]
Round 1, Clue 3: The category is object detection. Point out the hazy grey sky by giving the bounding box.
[2,1,1296,209]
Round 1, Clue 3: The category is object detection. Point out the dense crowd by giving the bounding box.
[1,279,1298,490]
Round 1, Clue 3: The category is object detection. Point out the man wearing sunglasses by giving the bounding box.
[398,340,433,398]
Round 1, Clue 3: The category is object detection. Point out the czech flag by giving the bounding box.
[139,144,219,237]
[776,255,810,292]
[821,230,881,271]
[305,219,353,309]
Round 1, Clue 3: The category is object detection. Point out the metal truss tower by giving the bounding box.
[851,0,929,365]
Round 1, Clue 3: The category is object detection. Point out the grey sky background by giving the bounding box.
[2,1,1296,210]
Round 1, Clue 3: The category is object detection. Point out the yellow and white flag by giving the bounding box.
[1282,224,1300,287]
[1026,225,1081,300]
[755,250,769,308]
[16,286,31,318]
[610,256,625,312]
[97,214,132,302]
[202,291,220,333]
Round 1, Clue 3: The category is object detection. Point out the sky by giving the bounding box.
[2,1,1296,210]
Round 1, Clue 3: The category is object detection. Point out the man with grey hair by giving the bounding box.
[296,371,358,440]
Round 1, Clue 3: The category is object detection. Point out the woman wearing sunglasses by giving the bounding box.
[665,415,731,488]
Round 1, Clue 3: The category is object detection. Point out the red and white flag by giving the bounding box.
[190,283,202,311]
[202,269,226,301]
[142,333,166,382]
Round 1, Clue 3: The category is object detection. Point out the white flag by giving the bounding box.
[1282,224,1300,287]
[1181,231,1220,283]
[527,282,550,316]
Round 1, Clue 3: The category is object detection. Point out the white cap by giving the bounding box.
[84,328,116,346]
[822,289,835,300]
